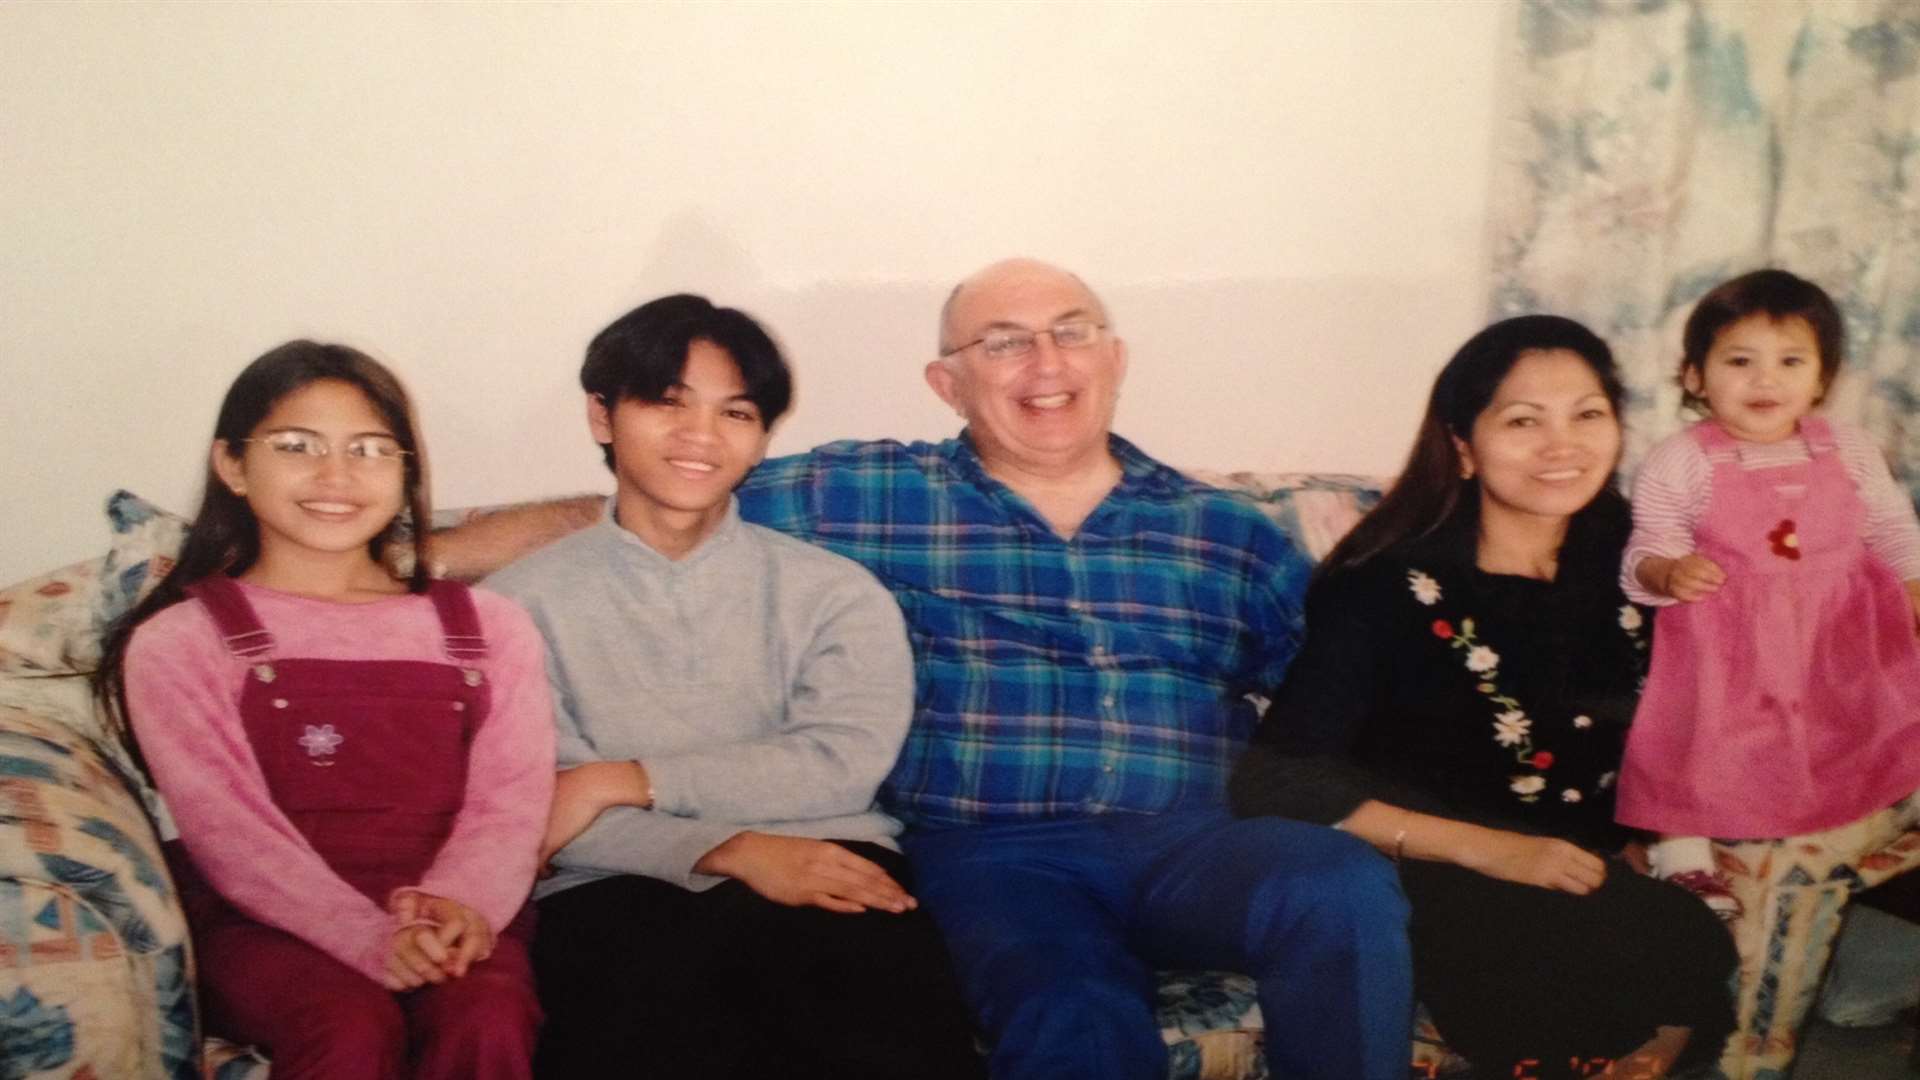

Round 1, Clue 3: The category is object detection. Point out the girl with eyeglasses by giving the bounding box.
[95,341,555,1079]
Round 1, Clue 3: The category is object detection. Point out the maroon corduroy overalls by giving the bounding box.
[165,575,539,1080]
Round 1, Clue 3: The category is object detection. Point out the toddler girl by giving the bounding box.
[95,341,555,1078]
[1616,269,1920,919]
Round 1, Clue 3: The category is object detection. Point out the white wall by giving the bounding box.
[1,1,1509,585]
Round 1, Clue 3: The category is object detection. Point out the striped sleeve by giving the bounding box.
[1835,422,1920,581]
[1621,433,1711,605]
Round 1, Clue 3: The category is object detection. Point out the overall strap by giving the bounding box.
[1689,419,1739,459]
[426,581,489,661]
[185,576,276,659]
[1798,415,1837,455]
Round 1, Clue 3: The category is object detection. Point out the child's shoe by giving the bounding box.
[1666,869,1743,922]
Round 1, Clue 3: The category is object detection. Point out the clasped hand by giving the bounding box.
[382,890,494,991]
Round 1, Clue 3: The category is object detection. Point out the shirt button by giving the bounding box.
[1103,695,1116,709]
[1067,600,1084,612]
[1091,645,1106,657]
[451,701,466,712]
[1102,764,1115,773]
[271,698,288,709]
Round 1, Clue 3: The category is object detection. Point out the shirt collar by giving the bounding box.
[940,430,1188,502]
[597,494,744,570]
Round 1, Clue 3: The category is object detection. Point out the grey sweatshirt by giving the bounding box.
[486,499,913,900]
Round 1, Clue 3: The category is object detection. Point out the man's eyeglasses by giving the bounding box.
[942,320,1108,361]
[242,429,412,467]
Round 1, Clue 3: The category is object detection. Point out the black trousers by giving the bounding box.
[532,841,985,1080]
[1402,856,1737,1079]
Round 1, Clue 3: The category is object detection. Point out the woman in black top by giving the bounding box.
[1231,316,1734,1078]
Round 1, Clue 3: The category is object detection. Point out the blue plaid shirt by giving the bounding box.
[736,434,1313,829]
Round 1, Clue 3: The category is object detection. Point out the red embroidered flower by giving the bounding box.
[35,581,71,598]
[1531,751,1555,770]
[1432,619,1454,639]
[1767,519,1800,560]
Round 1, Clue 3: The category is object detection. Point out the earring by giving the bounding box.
[1459,464,1474,480]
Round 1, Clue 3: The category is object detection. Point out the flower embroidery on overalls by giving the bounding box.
[1408,568,1645,805]
[1767,518,1801,560]
[299,723,343,764]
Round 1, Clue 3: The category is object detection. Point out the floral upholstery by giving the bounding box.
[0,704,196,1079]
[1713,804,1920,1080]
[0,480,1910,1079]
[91,490,191,643]
[0,560,103,678]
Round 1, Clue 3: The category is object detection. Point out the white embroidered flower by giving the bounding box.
[1561,788,1583,803]
[1465,645,1499,673]
[1572,714,1593,729]
[1618,605,1643,631]
[1492,710,1531,747]
[1509,775,1546,796]
[298,724,343,757]
[1407,570,1442,606]
[1597,771,1617,789]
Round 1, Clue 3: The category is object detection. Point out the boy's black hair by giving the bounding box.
[580,294,793,469]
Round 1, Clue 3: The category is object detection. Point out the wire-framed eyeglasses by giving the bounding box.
[941,320,1109,361]
[241,429,412,467]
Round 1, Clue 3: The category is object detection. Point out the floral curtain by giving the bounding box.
[1489,0,1920,488]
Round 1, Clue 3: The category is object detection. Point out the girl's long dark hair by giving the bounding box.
[1320,315,1624,577]
[93,341,431,761]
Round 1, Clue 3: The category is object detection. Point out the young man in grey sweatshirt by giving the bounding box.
[487,294,981,1080]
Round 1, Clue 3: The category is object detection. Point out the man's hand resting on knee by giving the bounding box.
[695,832,917,915]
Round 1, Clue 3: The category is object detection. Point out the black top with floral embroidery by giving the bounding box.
[1230,491,1649,851]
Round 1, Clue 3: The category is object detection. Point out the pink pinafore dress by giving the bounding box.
[163,576,538,1080]
[1616,417,1920,837]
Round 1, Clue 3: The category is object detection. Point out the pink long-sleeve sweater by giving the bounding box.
[125,580,555,983]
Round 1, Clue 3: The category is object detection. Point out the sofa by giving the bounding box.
[1,480,1915,1080]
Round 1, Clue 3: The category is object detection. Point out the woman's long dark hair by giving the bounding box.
[93,341,431,760]
[1320,315,1625,577]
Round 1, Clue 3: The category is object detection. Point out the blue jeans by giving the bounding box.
[903,809,1412,1080]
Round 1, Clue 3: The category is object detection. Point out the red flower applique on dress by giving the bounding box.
[1767,519,1800,560]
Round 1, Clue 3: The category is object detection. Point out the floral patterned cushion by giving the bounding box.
[1715,805,1920,1080]
[91,491,191,647]
[0,704,195,1079]
[0,559,105,677]
[1154,970,1469,1080]
[0,553,138,796]
[1185,470,1384,562]
[204,1038,270,1079]
[1158,970,1265,1080]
